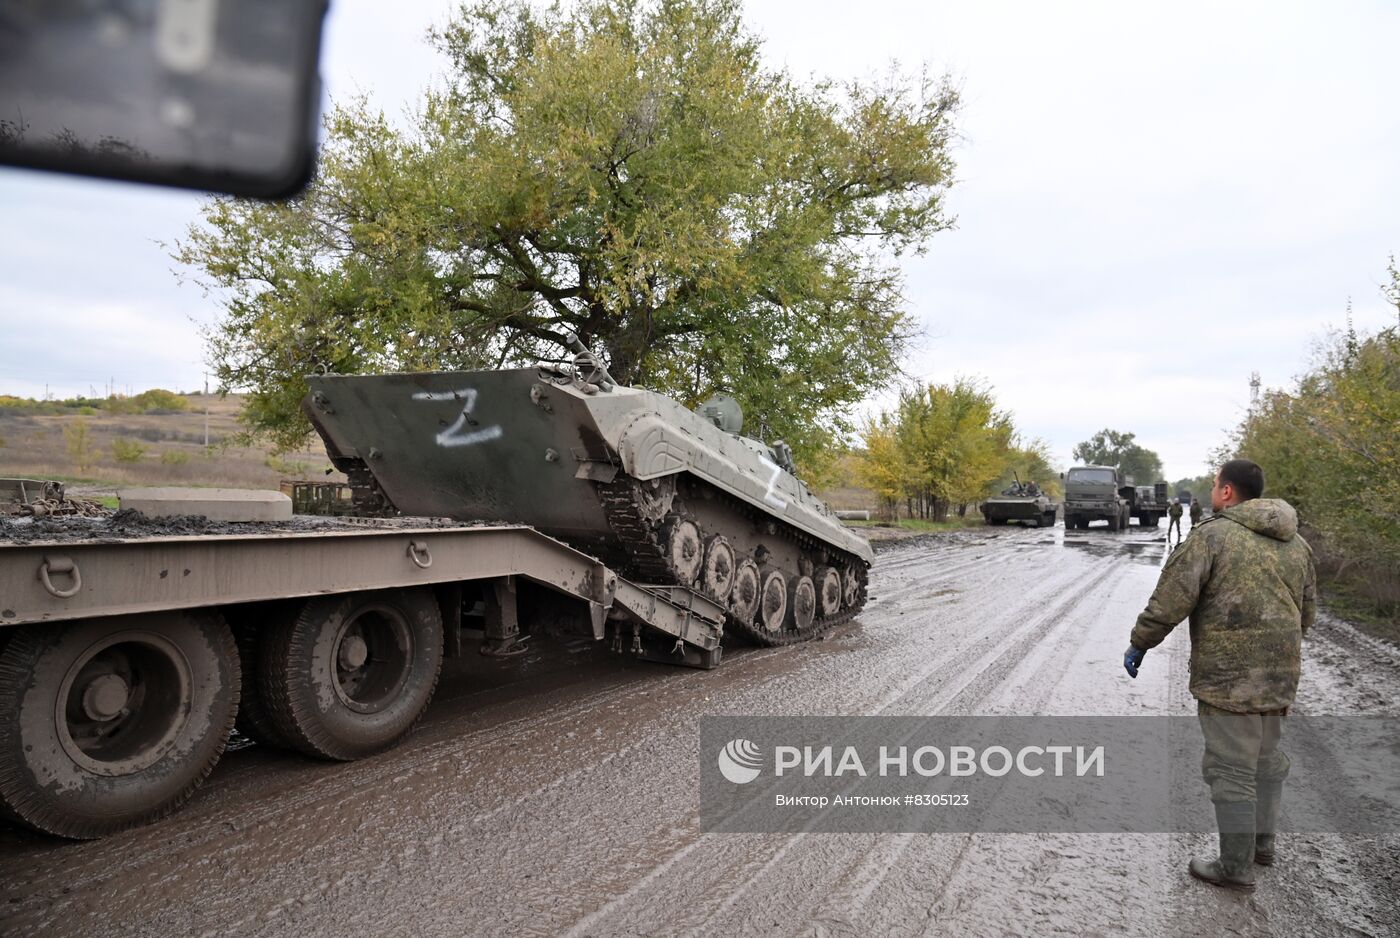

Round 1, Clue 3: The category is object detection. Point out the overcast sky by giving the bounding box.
[2,0,1397,479]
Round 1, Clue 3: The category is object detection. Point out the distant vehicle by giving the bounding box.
[1128,481,1171,528]
[1061,465,1131,531]
[1177,489,1193,505]
[979,478,1058,528]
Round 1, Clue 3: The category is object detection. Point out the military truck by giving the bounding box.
[1061,465,1132,531]
[1127,482,1171,528]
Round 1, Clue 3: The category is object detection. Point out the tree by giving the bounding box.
[1072,428,1163,484]
[64,419,95,474]
[175,0,961,458]
[996,437,1063,499]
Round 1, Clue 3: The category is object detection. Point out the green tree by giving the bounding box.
[175,0,960,459]
[64,419,96,474]
[996,437,1063,499]
[1072,428,1163,484]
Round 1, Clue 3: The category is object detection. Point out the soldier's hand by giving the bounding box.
[1123,645,1145,678]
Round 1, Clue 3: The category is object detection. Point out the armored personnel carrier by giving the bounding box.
[979,479,1058,527]
[303,354,872,646]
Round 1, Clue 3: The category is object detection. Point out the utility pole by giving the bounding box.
[203,374,210,450]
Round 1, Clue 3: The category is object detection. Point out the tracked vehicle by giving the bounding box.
[304,354,872,646]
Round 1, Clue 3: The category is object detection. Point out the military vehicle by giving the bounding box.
[0,353,872,838]
[1127,481,1171,528]
[979,478,1058,527]
[304,349,872,646]
[1061,465,1132,531]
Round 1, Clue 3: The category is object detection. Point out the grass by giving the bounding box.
[0,393,339,496]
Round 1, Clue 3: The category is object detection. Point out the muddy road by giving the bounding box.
[3,523,1397,937]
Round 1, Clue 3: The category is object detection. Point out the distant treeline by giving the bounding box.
[0,389,190,417]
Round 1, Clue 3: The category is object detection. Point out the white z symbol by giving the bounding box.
[758,455,789,510]
[412,388,504,448]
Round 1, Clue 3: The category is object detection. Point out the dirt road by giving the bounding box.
[3,523,1396,937]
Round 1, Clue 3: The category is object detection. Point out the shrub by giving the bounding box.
[160,450,190,466]
[112,438,146,462]
[64,419,96,473]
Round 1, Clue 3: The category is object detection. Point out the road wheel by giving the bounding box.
[700,536,737,602]
[262,588,443,761]
[662,518,704,588]
[729,557,761,625]
[0,611,239,839]
[757,570,788,634]
[788,576,817,631]
[814,566,843,618]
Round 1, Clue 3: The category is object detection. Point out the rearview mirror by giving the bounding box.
[0,0,328,199]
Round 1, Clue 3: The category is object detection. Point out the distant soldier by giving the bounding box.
[1167,498,1184,542]
[1122,459,1316,891]
[1026,481,1041,496]
[1190,497,1203,525]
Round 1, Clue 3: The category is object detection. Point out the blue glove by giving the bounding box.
[1123,645,1145,678]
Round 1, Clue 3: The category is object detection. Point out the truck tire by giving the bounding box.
[0,612,239,839]
[261,588,443,761]
[1063,513,1075,529]
[1108,510,1121,532]
[230,609,295,750]
[989,517,1008,526]
[1044,511,1057,527]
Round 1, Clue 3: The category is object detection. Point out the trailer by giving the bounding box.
[0,515,725,839]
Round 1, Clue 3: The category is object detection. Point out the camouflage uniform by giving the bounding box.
[1130,499,1316,801]
[1190,500,1203,525]
[1167,501,1184,540]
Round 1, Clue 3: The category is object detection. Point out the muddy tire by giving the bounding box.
[0,612,239,839]
[229,609,294,749]
[261,588,443,761]
[757,570,788,634]
[788,576,817,631]
[729,557,762,625]
[814,566,843,618]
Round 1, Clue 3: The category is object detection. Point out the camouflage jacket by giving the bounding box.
[1189,503,1203,522]
[1130,498,1317,712]
[1168,502,1184,518]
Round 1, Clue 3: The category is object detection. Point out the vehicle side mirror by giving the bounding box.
[0,0,328,198]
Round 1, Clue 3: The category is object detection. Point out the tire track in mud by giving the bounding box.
[561,540,1130,938]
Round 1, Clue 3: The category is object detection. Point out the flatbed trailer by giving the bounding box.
[0,517,725,839]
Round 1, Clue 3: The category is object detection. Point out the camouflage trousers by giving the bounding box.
[1168,517,1183,539]
[1197,700,1290,807]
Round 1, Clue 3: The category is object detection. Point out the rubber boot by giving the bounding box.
[1189,802,1257,891]
[1255,780,1282,866]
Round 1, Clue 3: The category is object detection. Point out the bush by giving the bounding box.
[160,450,190,466]
[111,438,146,462]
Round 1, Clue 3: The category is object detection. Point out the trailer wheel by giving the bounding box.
[229,612,294,750]
[0,612,239,839]
[261,588,443,761]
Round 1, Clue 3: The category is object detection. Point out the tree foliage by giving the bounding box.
[856,379,1018,521]
[1225,296,1400,616]
[175,0,960,457]
[1072,428,1164,484]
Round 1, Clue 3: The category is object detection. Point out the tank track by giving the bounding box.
[594,473,868,647]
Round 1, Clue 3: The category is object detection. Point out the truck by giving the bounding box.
[1060,465,1132,531]
[0,356,872,840]
[1127,481,1171,528]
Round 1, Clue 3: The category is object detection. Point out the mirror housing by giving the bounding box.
[0,0,328,198]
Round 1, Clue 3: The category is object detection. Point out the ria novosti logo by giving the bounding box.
[717,738,763,784]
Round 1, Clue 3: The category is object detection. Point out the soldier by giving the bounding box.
[1122,459,1316,891]
[1026,481,1041,496]
[1167,498,1184,543]
[1190,497,1203,526]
